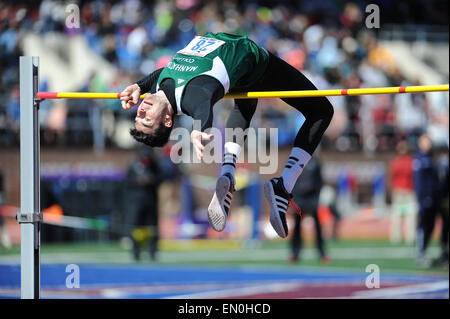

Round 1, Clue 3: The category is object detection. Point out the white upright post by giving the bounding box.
[18,56,41,299]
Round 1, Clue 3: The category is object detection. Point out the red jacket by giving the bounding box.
[389,155,414,191]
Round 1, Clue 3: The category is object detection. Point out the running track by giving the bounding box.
[0,264,447,299]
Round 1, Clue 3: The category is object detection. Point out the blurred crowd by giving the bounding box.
[0,0,448,152]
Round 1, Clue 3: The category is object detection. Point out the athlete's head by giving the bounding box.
[130,91,174,147]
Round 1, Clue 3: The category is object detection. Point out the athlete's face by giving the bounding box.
[134,94,172,134]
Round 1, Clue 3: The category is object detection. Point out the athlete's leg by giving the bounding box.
[226,98,259,135]
[329,203,341,240]
[222,98,258,181]
[438,208,449,260]
[260,53,333,189]
[254,52,334,238]
[422,204,438,254]
[289,213,302,262]
[311,208,326,260]
[416,204,437,264]
[390,192,403,244]
[208,99,258,232]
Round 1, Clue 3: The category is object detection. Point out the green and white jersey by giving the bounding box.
[157,32,269,114]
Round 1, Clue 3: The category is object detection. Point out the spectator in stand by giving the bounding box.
[394,79,428,149]
[0,1,447,152]
[373,94,396,151]
[413,134,440,266]
[389,140,417,244]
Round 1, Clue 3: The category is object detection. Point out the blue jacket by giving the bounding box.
[413,151,440,208]
[437,155,449,201]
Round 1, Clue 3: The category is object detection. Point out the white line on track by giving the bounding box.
[350,280,449,298]
[164,282,301,299]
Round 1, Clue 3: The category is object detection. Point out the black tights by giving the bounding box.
[226,52,334,154]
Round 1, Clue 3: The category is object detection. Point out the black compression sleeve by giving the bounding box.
[159,78,177,110]
[181,76,224,131]
[136,68,164,93]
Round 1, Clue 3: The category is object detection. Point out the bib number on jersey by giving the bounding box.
[178,36,225,57]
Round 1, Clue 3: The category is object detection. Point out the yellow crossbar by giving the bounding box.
[36,84,449,100]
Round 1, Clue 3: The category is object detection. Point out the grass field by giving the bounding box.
[0,239,447,272]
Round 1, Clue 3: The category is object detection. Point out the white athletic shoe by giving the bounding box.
[207,173,235,232]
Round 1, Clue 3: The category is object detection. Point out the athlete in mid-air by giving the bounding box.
[120,32,334,238]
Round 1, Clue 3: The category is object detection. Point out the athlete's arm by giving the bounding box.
[136,68,164,93]
[120,68,164,110]
[120,83,141,110]
[182,76,224,160]
[190,130,214,161]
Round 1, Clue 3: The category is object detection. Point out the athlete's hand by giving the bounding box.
[120,84,141,110]
[190,130,214,161]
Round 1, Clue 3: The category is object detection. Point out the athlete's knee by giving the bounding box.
[317,98,334,124]
[300,97,334,124]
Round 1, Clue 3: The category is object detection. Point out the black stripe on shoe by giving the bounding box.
[275,200,288,209]
[276,196,288,203]
[279,211,288,235]
[225,152,237,157]
[272,177,292,236]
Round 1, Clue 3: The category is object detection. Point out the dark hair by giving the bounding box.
[130,122,173,147]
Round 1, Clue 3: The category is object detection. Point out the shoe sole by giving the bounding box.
[264,180,287,238]
[207,175,230,232]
